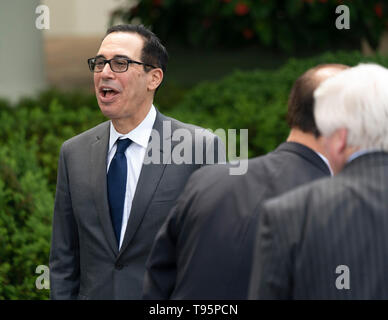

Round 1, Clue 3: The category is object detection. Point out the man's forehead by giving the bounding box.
[97,32,144,57]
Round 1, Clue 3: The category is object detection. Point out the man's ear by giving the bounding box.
[330,128,349,174]
[147,68,163,92]
[328,128,348,175]
[335,128,348,156]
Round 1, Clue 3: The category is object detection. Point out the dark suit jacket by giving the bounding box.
[249,152,388,299]
[49,109,225,300]
[143,142,331,299]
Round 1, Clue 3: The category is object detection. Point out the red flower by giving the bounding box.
[152,0,163,6]
[242,28,254,39]
[235,3,250,16]
[202,18,212,28]
[374,3,383,18]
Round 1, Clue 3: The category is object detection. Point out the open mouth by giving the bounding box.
[99,86,120,100]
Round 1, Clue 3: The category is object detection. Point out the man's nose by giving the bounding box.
[100,62,115,78]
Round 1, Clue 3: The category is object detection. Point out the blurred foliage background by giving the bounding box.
[111,0,387,51]
[1,0,388,299]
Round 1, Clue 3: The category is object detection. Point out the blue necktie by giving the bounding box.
[107,138,132,246]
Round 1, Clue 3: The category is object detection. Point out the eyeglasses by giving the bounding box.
[87,56,157,73]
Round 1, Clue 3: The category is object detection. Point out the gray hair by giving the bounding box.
[314,63,388,151]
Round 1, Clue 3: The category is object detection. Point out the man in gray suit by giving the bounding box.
[249,63,388,299]
[143,64,348,300]
[49,24,224,300]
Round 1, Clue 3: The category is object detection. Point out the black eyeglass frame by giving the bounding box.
[87,57,157,73]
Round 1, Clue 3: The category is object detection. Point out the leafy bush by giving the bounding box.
[166,51,388,157]
[0,90,106,193]
[0,135,53,299]
[111,0,388,51]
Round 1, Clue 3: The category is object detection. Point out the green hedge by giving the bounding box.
[111,0,388,51]
[1,50,388,299]
[167,51,388,157]
[0,135,53,299]
[0,91,106,193]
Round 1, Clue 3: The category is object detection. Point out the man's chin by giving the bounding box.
[98,103,119,118]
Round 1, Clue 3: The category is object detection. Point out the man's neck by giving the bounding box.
[286,128,326,156]
[111,103,153,134]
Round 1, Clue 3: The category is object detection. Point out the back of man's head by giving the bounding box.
[287,64,349,137]
[314,63,388,152]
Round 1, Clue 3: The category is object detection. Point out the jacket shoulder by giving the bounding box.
[61,121,110,150]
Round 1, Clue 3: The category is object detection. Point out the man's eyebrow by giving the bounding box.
[114,54,130,59]
[94,54,131,60]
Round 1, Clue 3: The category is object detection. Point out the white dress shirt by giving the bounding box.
[315,151,334,176]
[347,149,380,163]
[107,105,156,249]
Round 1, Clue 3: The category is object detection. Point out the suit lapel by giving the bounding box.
[118,111,173,258]
[90,121,119,256]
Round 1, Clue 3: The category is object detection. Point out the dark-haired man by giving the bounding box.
[249,63,388,300]
[49,24,224,300]
[143,64,348,300]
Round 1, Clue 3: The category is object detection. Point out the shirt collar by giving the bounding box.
[108,105,156,153]
[315,151,334,176]
[347,149,381,163]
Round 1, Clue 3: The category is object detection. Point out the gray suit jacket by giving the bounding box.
[249,152,388,299]
[143,142,331,299]
[49,109,225,300]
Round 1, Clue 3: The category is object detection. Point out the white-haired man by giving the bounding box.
[248,63,388,299]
